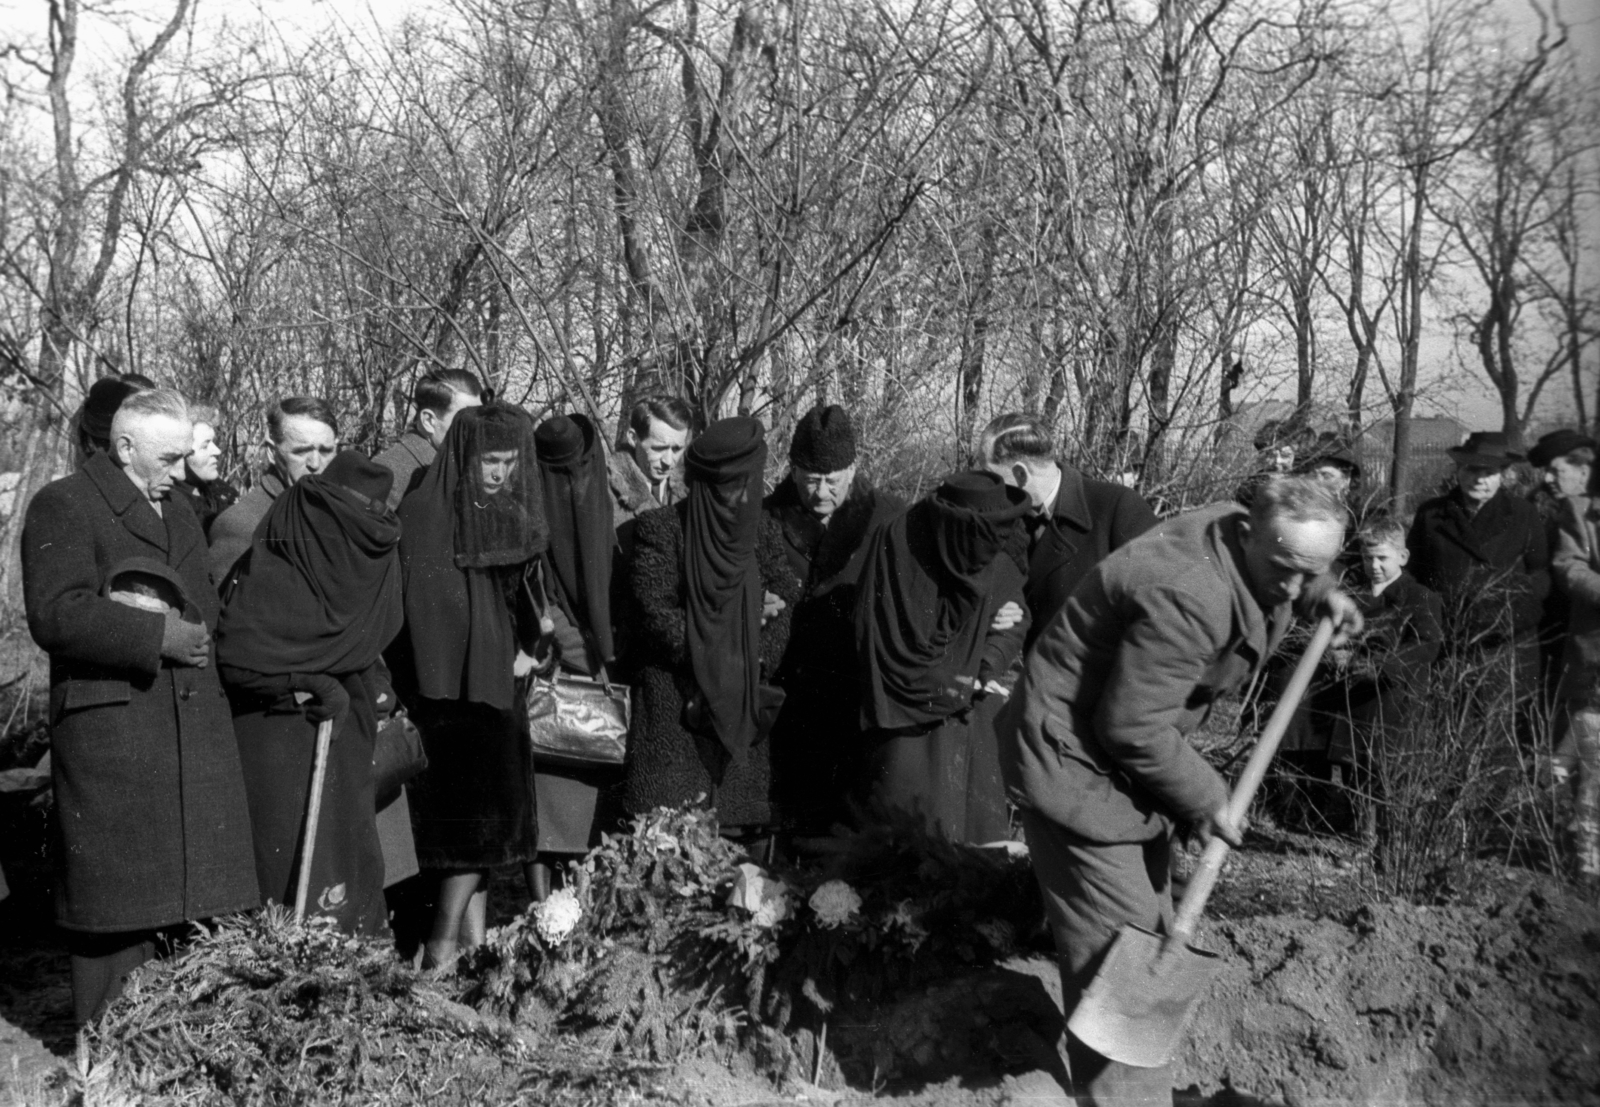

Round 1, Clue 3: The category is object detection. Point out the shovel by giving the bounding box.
[293,719,335,924]
[1067,615,1336,1068]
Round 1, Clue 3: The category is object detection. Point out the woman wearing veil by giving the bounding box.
[388,402,547,968]
[624,416,799,837]
[855,470,1031,843]
[527,412,617,897]
[215,450,404,936]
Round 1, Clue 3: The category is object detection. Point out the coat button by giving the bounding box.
[180,688,193,701]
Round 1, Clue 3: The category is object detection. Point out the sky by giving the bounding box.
[1,0,1595,433]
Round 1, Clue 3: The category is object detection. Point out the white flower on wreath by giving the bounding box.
[534,887,583,946]
[727,862,791,929]
[808,880,862,929]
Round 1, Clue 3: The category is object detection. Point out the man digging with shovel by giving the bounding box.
[998,475,1362,1105]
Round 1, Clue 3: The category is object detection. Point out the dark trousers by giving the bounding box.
[67,929,156,1026]
[1022,811,1175,1106]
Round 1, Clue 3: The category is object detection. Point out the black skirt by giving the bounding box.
[231,674,388,936]
[408,698,538,869]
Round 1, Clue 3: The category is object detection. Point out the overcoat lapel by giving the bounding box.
[84,452,169,554]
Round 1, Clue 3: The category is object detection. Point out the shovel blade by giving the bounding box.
[1067,924,1223,1069]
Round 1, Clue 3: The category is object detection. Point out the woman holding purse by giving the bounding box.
[388,403,547,969]
[527,413,620,897]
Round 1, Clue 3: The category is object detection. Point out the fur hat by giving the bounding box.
[788,404,857,473]
[1527,428,1596,468]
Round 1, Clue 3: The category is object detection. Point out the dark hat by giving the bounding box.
[1298,432,1361,479]
[935,470,1031,519]
[687,416,766,481]
[322,450,395,507]
[1527,428,1597,468]
[1447,431,1524,467]
[100,556,198,622]
[80,378,143,447]
[534,413,596,467]
[788,404,857,473]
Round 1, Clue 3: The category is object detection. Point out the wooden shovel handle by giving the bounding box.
[1169,616,1336,944]
[294,719,335,924]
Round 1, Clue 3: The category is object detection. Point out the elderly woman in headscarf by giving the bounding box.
[215,451,403,936]
[527,412,617,898]
[71,376,147,467]
[624,416,800,838]
[388,402,547,968]
[854,470,1031,843]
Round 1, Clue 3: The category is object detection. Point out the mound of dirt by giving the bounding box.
[1181,887,1600,1106]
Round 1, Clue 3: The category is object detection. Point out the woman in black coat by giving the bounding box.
[855,471,1031,843]
[389,403,547,968]
[1407,432,1550,692]
[623,417,799,834]
[527,413,618,895]
[215,451,403,937]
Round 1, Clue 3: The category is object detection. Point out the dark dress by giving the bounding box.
[623,504,799,829]
[764,475,904,832]
[389,404,547,871]
[532,414,621,855]
[855,476,1031,843]
[214,453,405,936]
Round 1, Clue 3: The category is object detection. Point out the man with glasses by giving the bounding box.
[765,404,903,835]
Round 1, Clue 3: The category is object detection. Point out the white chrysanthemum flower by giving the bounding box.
[534,887,583,946]
[808,880,862,929]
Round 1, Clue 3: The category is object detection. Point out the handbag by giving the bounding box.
[521,565,632,769]
[525,669,631,768]
[372,710,427,809]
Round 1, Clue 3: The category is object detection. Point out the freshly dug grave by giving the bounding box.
[846,873,1599,1107]
[1184,887,1600,1106]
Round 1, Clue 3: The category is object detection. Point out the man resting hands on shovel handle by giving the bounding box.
[998,475,1358,1106]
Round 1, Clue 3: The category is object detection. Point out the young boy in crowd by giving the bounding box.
[1326,516,1445,842]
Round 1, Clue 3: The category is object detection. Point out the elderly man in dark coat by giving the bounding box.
[1407,432,1550,692]
[23,388,258,1025]
[978,413,1157,647]
[764,404,903,833]
[998,475,1360,1104]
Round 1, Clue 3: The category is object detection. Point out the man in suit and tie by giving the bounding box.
[979,413,1158,645]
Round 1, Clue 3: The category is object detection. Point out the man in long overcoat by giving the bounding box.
[1407,432,1550,692]
[978,412,1157,646]
[765,404,903,832]
[998,476,1358,1104]
[23,389,258,1024]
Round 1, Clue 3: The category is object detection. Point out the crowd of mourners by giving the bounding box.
[10,368,1599,1105]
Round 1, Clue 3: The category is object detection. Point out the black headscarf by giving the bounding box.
[535,413,615,666]
[856,471,1030,731]
[215,451,403,677]
[74,377,143,460]
[396,402,546,710]
[684,417,767,762]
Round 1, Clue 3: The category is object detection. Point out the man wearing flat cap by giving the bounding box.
[1407,431,1550,690]
[764,403,904,834]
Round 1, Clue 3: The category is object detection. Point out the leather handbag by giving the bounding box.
[525,669,631,768]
